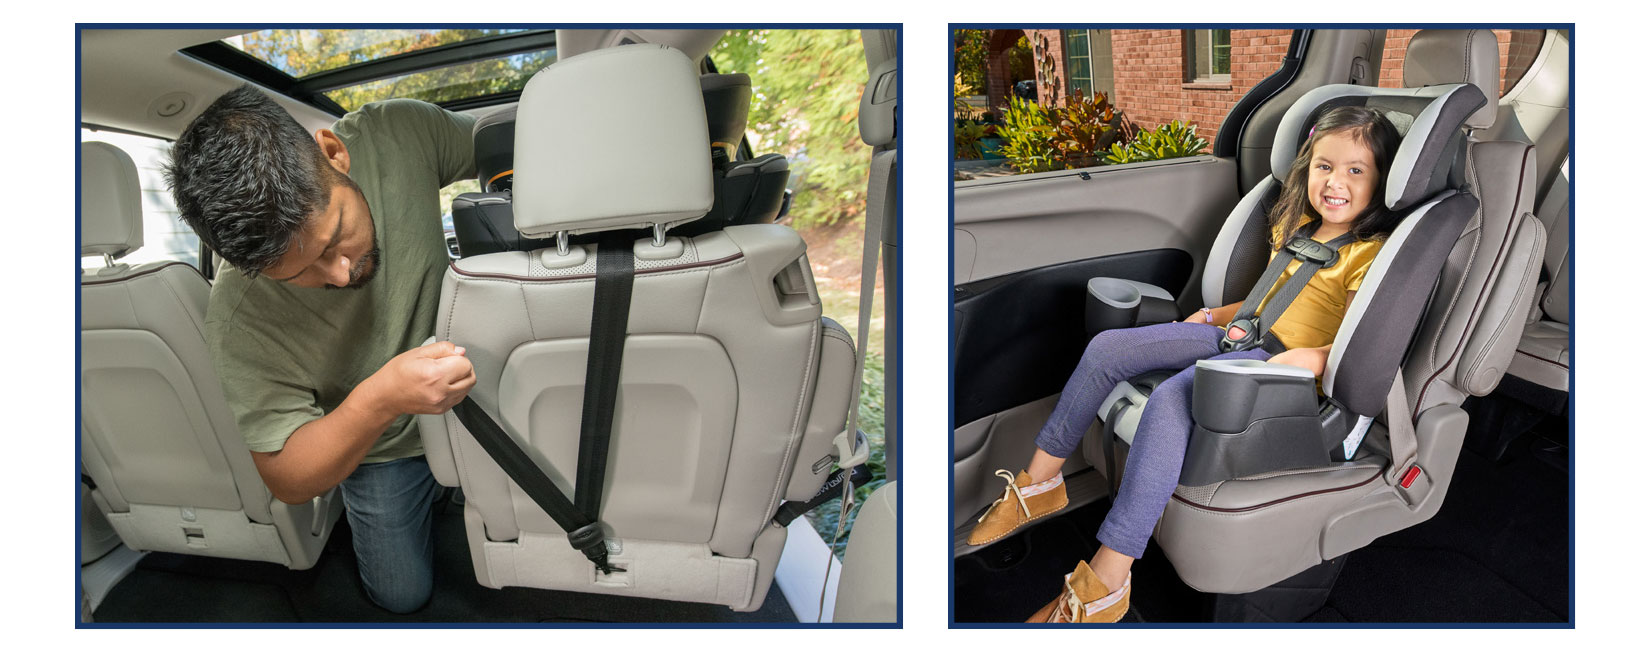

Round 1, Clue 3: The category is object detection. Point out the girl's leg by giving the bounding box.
[1090,346,1272,591]
[1030,322,1227,467]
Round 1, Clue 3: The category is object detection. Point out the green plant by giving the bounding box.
[954,73,986,122]
[1049,88,1121,169]
[955,120,988,160]
[953,29,989,95]
[1104,120,1211,165]
[996,96,1060,173]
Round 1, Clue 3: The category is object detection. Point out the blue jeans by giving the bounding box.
[1033,322,1272,559]
[338,455,441,614]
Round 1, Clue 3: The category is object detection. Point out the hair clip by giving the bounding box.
[1307,125,1317,139]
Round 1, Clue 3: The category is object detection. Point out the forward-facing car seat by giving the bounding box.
[416,44,858,611]
[1086,29,1545,603]
[78,141,343,569]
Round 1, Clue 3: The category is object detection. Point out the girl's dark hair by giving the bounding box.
[165,84,345,275]
[1266,105,1403,249]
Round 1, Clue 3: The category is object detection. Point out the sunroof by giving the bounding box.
[323,49,556,112]
[225,29,530,79]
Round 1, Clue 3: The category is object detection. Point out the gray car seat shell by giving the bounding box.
[1149,29,1545,594]
[79,142,343,570]
[418,44,855,611]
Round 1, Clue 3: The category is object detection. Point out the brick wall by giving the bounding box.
[1109,29,1293,140]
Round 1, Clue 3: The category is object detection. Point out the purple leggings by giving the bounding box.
[1033,322,1272,558]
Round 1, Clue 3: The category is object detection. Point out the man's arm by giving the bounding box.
[253,341,476,504]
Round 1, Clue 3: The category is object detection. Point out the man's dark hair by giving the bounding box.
[165,84,340,275]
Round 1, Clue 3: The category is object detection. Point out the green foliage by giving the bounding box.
[1049,89,1120,169]
[955,121,987,160]
[953,29,989,95]
[1104,120,1211,165]
[806,351,888,557]
[713,30,871,230]
[236,30,553,112]
[997,96,1060,173]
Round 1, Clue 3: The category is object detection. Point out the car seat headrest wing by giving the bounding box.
[1269,83,1486,212]
[80,141,144,259]
[1403,29,1501,130]
[513,44,713,237]
[701,73,752,154]
[473,105,517,191]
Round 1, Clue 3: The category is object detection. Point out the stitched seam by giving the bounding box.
[758,316,820,542]
[1515,348,1570,370]
[1415,147,1530,418]
[1171,470,1382,513]
[1467,222,1542,380]
[970,496,1069,544]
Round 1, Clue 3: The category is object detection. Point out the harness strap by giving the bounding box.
[450,231,637,575]
[1223,229,1358,352]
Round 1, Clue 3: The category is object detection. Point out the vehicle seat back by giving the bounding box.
[419,44,856,611]
[78,142,341,569]
[450,73,791,256]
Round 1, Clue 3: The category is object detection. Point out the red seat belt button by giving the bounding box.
[1400,465,1421,488]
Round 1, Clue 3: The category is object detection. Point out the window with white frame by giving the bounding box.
[1184,29,1231,83]
[1064,29,1093,98]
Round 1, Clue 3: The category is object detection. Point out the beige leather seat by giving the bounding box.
[79,141,343,569]
[417,44,857,611]
[1150,29,1546,596]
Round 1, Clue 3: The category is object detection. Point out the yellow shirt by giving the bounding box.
[1256,228,1383,351]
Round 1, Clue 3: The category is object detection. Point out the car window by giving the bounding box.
[1377,29,1549,96]
[79,130,199,270]
[953,28,1289,180]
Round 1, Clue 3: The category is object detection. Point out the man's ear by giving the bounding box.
[314,129,351,175]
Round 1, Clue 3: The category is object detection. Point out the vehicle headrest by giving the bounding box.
[701,73,751,154]
[1403,29,1501,130]
[473,105,516,191]
[1270,83,1486,212]
[80,141,143,259]
[860,58,897,147]
[513,44,712,237]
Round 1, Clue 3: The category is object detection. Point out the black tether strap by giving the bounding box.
[1222,229,1358,353]
[449,230,637,575]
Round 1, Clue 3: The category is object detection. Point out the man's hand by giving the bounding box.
[1268,345,1331,377]
[362,341,476,416]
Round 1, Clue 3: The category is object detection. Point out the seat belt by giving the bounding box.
[450,230,636,575]
[1221,229,1358,353]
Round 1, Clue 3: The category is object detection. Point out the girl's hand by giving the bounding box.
[1184,310,1206,324]
[1268,346,1330,377]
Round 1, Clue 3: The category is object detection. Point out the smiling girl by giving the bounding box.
[966,106,1403,623]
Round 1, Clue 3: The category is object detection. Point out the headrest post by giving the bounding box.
[556,231,570,256]
[652,223,668,247]
[102,253,115,268]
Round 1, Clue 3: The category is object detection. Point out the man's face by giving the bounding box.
[262,174,380,290]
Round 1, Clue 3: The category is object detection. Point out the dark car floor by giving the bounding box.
[92,495,796,624]
[954,395,1571,624]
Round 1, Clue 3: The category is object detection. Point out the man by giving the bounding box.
[166,84,477,613]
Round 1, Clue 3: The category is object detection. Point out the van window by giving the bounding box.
[79,130,199,270]
[953,28,1289,179]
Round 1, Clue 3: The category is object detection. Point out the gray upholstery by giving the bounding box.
[80,142,143,259]
[1148,30,1546,593]
[1402,29,1501,130]
[79,142,341,570]
[419,44,854,610]
[832,481,898,623]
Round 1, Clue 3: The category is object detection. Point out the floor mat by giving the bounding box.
[954,438,1570,623]
[94,499,796,623]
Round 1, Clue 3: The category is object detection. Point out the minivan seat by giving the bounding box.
[417,44,857,611]
[79,141,343,569]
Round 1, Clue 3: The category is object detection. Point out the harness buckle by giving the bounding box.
[1220,317,1263,353]
[1284,236,1341,267]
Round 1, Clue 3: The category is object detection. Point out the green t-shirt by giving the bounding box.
[206,99,476,464]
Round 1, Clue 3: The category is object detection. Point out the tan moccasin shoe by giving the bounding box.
[965,469,1068,546]
[1026,560,1130,623]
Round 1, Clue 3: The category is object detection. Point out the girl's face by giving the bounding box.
[1307,130,1380,234]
